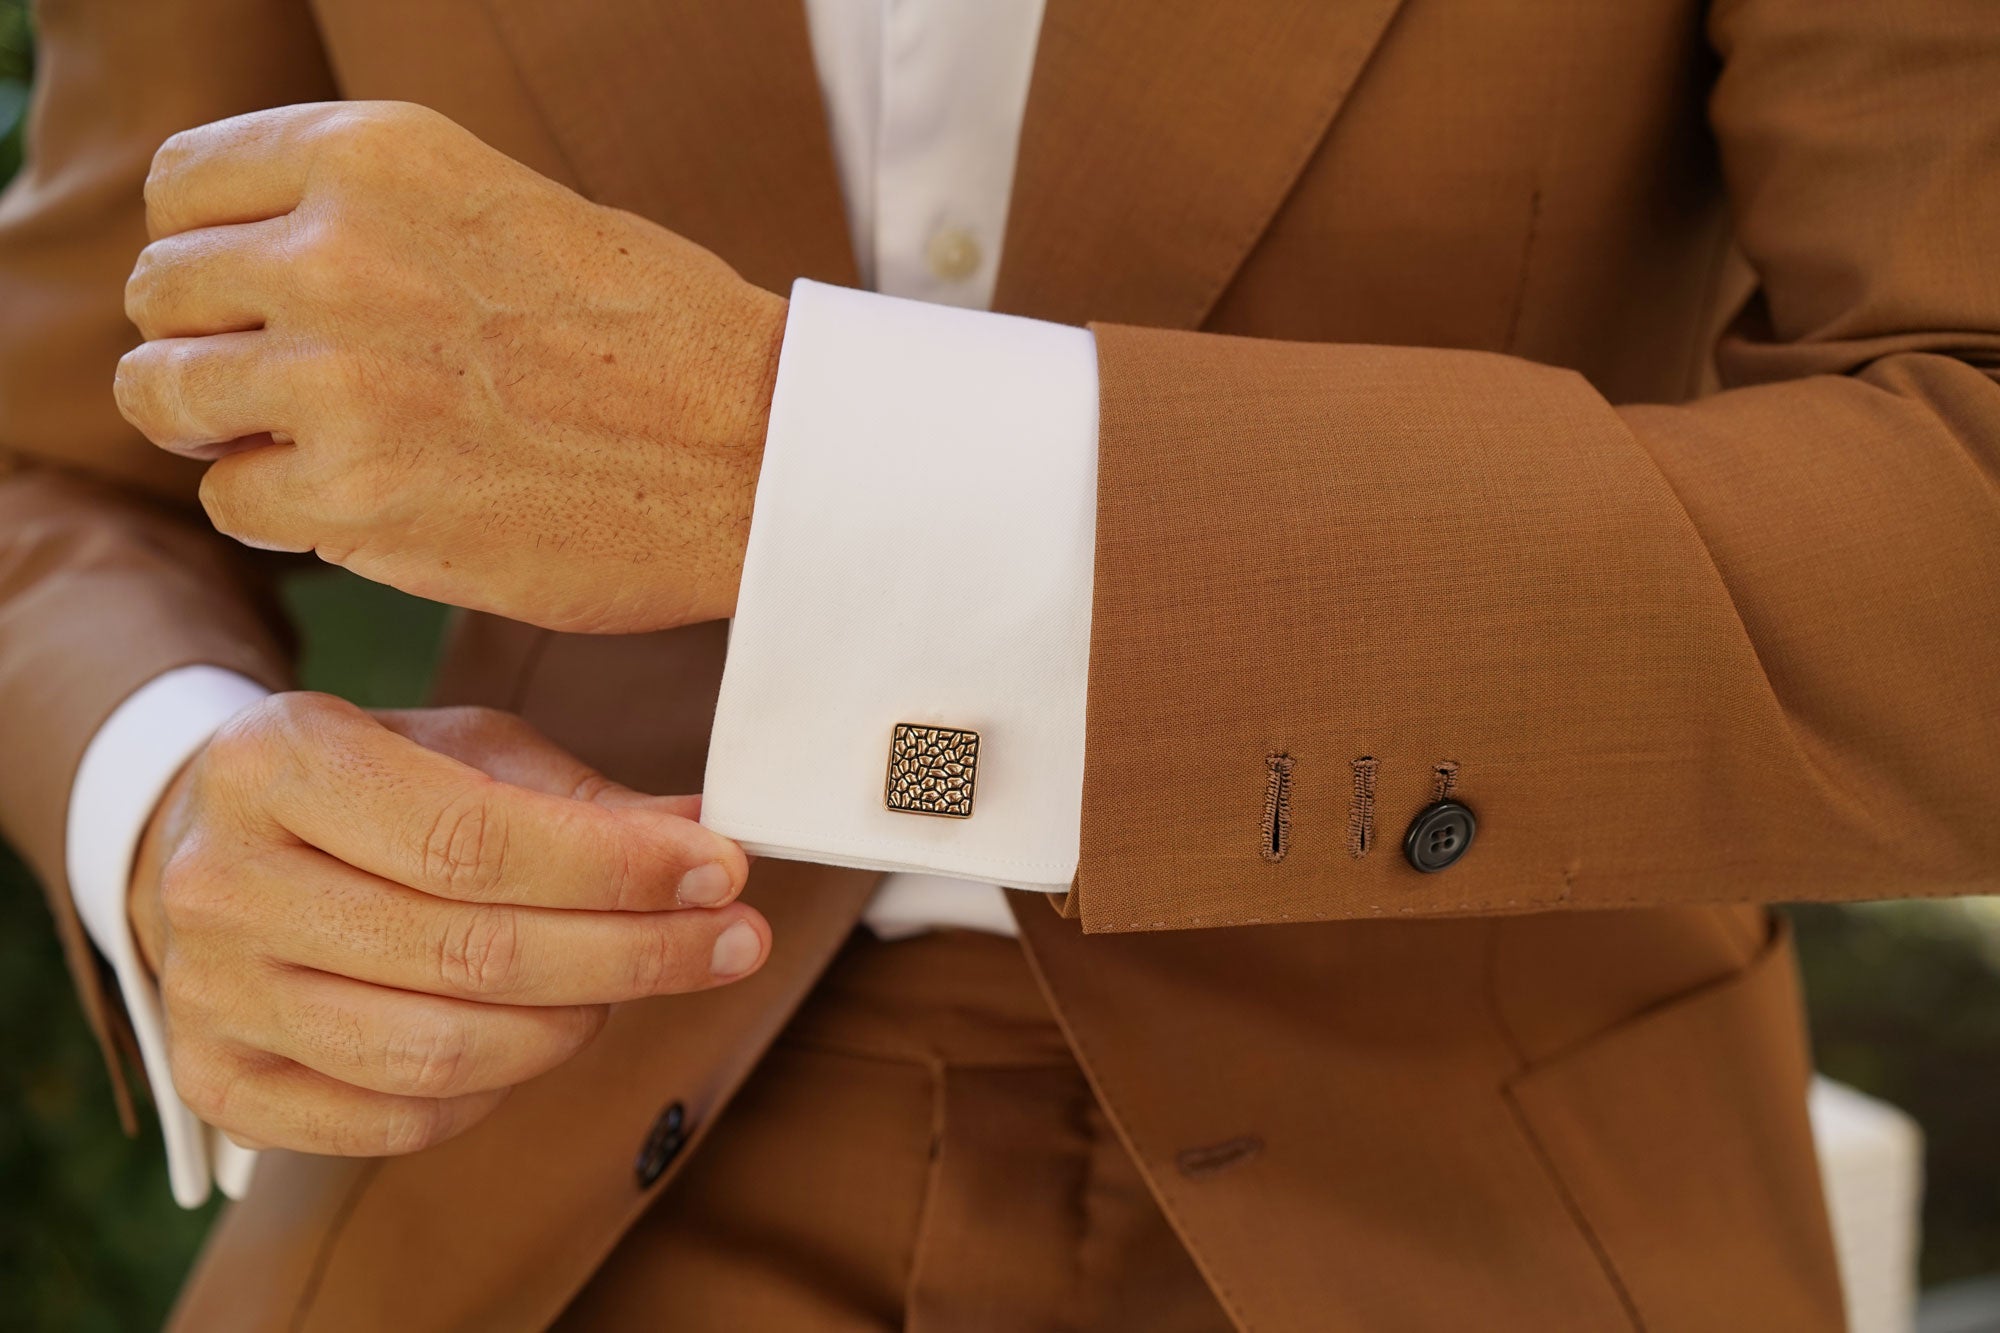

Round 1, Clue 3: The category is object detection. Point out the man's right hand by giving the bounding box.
[127,693,764,1158]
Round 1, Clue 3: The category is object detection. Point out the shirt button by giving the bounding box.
[1403,801,1477,873]
[634,1100,687,1189]
[926,226,983,282]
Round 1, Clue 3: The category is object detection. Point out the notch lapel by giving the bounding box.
[995,0,1410,328]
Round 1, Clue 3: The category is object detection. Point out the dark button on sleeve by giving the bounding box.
[1403,801,1476,873]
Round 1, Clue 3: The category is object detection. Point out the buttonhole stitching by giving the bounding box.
[1262,755,1294,863]
[1348,757,1378,858]
[1177,1135,1266,1180]
[1432,760,1461,804]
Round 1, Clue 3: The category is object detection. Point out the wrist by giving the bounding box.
[128,755,198,979]
[700,285,786,623]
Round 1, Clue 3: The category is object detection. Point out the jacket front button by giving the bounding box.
[634,1101,688,1189]
[1403,801,1476,873]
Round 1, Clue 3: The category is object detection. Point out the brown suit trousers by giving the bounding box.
[4,0,1998,1328]
[552,928,1232,1332]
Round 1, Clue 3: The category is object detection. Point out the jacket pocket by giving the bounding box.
[1503,918,1848,1332]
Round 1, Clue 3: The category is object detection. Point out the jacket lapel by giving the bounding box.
[476,0,858,293]
[478,0,1407,325]
[995,0,1409,328]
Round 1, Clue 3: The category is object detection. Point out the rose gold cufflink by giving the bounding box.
[885,723,979,818]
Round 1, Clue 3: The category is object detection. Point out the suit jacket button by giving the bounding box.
[634,1101,688,1188]
[1404,801,1476,873]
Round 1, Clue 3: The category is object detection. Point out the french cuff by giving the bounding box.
[703,279,1098,894]
[67,665,270,1209]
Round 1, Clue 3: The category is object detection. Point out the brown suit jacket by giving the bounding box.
[4,0,1996,1328]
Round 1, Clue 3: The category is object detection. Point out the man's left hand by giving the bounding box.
[116,101,785,633]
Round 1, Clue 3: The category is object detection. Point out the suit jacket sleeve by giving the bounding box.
[0,0,332,1117]
[1068,0,2000,932]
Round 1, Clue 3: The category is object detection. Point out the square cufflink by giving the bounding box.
[885,723,979,818]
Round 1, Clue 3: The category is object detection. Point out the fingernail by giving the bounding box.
[710,921,762,978]
[677,862,734,908]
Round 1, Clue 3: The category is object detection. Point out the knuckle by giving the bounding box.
[435,907,523,995]
[595,829,645,913]
[143,135,194,229]
[419,706,535,767]
[203,692,359,809]
[209,695,306,781]
[627,921,686,997]
[563,1004,610,1056]
[200,703,282,785]
[309,106,401,175]
[336,100,431,142]
[127,341,198,439]
[166,345,228,430]
[374,1098,450,1156]
[157,957,221,1029]
[270,689,360,733]
[152,125,199,172]
[286,221,354,300]
[168,1044,236,1124]
[197,462,248,539]
[157,843,224,934]
[124,248,169,332]
[384,1019,474,1098]
[421,787,510,901]
[266,691,366,766]
[112,344,163,432]
[565,770,616,805]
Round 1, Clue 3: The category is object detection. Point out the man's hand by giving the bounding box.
[129,694,766,1157]
[114,101,786,633]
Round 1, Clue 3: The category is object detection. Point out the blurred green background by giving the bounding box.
[0,3,1994,1328]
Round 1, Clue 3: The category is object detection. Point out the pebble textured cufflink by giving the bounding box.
[886,723,979,818]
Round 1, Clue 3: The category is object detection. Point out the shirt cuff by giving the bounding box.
[67,665,271,1208]
[703,279,1098,894]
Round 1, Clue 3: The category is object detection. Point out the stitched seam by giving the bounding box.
[1064,1096,1112,1333]
[1680,209,1738,401]
[1501,1086,1649,1333]
[1081,856,1941,932]
[288,1160,385,1332]
[897,1052,952,1319]
[1347,757,1378,858]
[1437,912,1650,1331]
[1503,186,1545,354]
[469,0,593,195]
[1013,935,1257,1332]
[1260,755,1294,863]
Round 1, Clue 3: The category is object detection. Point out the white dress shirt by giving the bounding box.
[66,0,1096,1205]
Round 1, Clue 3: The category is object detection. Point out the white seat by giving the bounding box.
[1811,1076,1926,1333]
